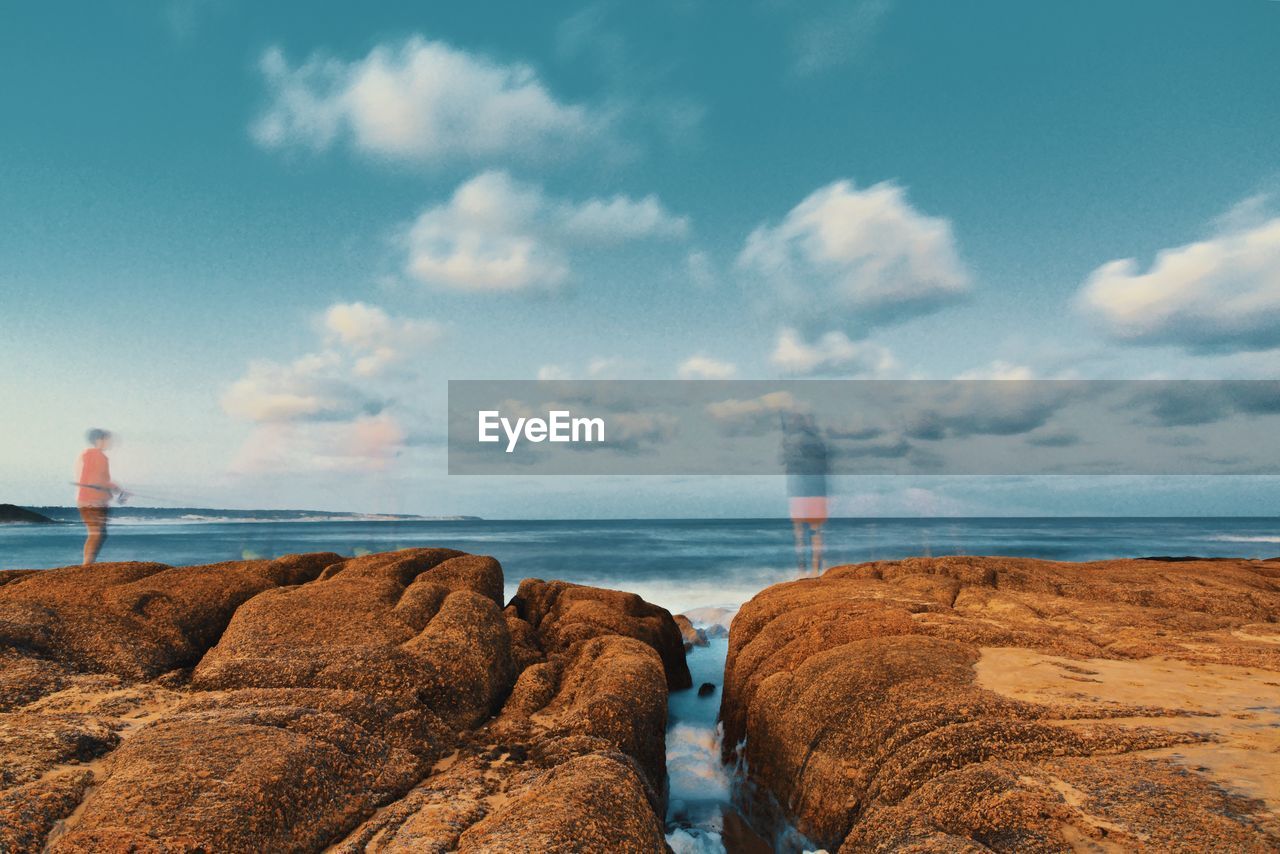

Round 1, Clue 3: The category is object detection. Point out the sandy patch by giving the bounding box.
[975,647,1280,810]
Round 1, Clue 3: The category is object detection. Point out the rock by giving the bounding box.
[0,549,687,853]
[0,553,342,684]
[720,556,1280,852]
[191,548,514,731]
[512,578,692,690]
[456,753,667,853]
[673,614,709,652]
[697,682,716,697]
[0,504,56,524]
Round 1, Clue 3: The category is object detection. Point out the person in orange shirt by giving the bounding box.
[75,428,125,565]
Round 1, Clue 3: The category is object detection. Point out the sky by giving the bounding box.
[2,0,1279,517]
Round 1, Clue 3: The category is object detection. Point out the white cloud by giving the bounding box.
[223,303,440,475]
[536,364,571,381]
[404,171,687,291]
[677,354,737,380]
[560,195,689,242]
[1077,207,1280,353]
[790,0,895,76]
[253,36,602,164]
[229,414,407,475]
[323,302,441,377]
[535,357,638,380]
[738,179,971,333]
[222,352,381,423]
[705,391,806,436]
[954,360,1035,381]
[770,328,899,377]
[223,302,437,424]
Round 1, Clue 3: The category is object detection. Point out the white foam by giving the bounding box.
[667,723,731,803]
[665,827,726,854]
[1209,535,1280,544]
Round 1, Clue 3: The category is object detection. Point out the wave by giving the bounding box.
[61,512,464,526]
[1209,535,1280,543]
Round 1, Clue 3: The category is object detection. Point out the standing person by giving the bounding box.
[782,413,829,577]
[75,428,125,565]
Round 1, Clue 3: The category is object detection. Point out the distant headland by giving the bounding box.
[0,504,57,524]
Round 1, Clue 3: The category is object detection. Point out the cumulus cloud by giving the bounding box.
[738,180,971,334]
[955,360,1035,381]
[902,384,1075,440]
[1077,201,1280,353]
[404,171,688,291]
[677,354,737,380]
[322,302,441,377]
[224,302,435,425]
[223,302,440,473]
[1131,380,1280,427]
[535,357,641,381]
[229,414,407,474]
[705,391,806,436]
[222,352,384,424]
[770,328,899,377]
[252,36,602,164]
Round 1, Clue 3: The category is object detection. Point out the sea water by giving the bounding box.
[5,511,1278,600]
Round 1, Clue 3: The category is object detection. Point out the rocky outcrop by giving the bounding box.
[0,550,687,853]
[720,556,1280,852]
[673,614,709,652]
[0,504,56,524]
[511,578,692,691]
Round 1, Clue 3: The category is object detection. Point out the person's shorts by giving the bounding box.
[789,496,828,525]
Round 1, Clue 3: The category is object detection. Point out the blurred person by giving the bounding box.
[74,428,127,564]
[782,412,829,577]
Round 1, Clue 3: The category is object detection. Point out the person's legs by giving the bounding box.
[80,506,107,565]
[792,520,807,574]
[810,523,824,576]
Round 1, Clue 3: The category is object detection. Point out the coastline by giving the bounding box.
[2,548,1278,851]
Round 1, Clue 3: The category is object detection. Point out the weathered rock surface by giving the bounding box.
[721,555,1280,852]
[0,550,686,853]
[673,614,709,652]
[512,578,692,691]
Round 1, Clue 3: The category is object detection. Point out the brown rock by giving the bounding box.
[0,553,341,684]
[456,753,668,853]
[2,549,683,853]
[512,578,692,690]
[720,556,1280,852]
[191,548,513,729]
[673,614,709,652]
[49,699,428,853]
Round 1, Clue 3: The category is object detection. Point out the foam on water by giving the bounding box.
[665,633,735,853]
[668,722,731,803]
[666,827,726,854]
[1210,534,1280,543]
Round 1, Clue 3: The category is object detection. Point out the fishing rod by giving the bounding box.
[69,483,200,506]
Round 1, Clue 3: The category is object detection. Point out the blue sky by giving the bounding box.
[3,1,1279,516]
